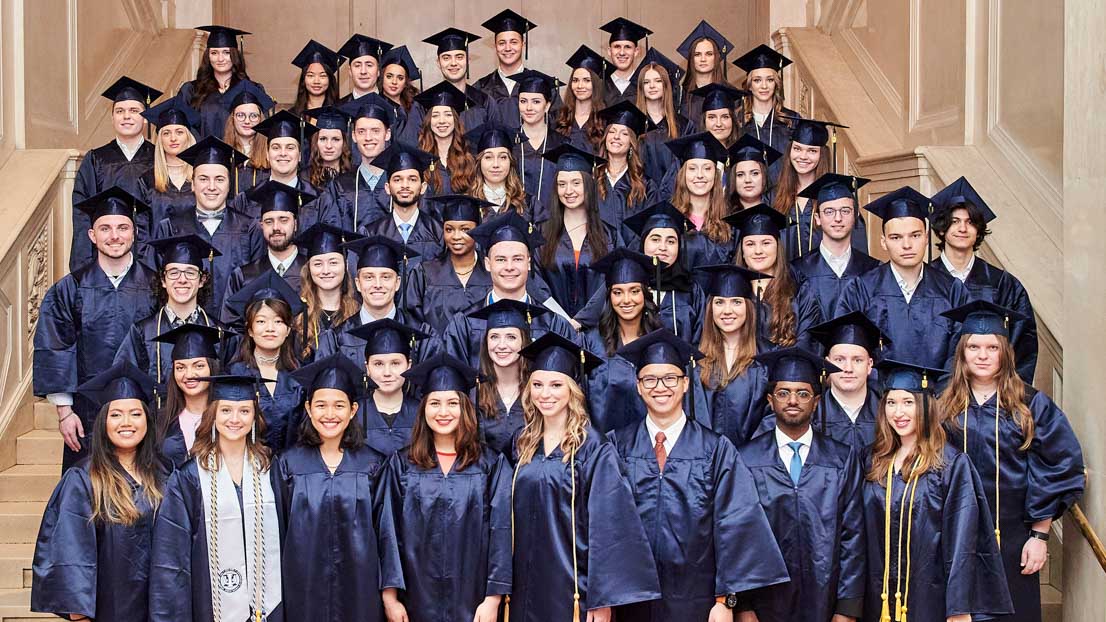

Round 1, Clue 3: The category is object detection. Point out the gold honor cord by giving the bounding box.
[880,456,922,622]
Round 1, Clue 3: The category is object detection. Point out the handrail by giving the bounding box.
[1069,502,1106,573]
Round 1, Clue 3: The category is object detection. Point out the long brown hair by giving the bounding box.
[153,129,195,193]
[596,130,648,207]
[308,132,353,188]
[938,334,1035,450]
[771,140,831,215]
[408,392,482,470]
[418,108,477,194]
[635,63,680,140]
[296,261,360,360]
[540,173,610,268]
[698,296,759,389]
[555,68,607,150]
[291,66,340,116]
[867,389,947,481]
[223,111,269,169]
[159,356,220,440]
[740,69,787,125]
[672,160,733,244]
[89,401,164,525]
[737,241,798,346]
[516,376,590,466]
[190,47,249,108]
[681,37,725,96]
[234,299,300,372]
[191,397,273,471]
[477,329,531,419]
[470,149,528,217]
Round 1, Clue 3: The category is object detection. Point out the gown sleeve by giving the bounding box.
[835,448,867,616]
[30,468,97,618]
[148,468,196,622]
[1024,390,1085,521]
[793,280,825,353]
[1000,272,1039,384]
[71,153,98,272]
[376,452,407,592]
[486,453,514,596]
[32,279,79,397]
[403,264,429,327]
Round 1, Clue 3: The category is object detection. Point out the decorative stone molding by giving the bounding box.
[25,223,48,339]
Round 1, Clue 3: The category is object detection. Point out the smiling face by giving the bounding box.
[232,103,261,137]
[605,124,631,157]
[214,399,256,442]
[879,217,927,269]
[158,125,191,157]
[556,171,586,209]
[356,266,399,311]
[429,105,456,140]
[315,128,345,164]
[174,357,211,398]
[883,389,918,440]
[518,92,550,125]
[366,352,410,395]
[710,295,747,334]
[307,387,356,442]
[112,100,146,139]
[381,63,408,99]
[193,163,230,211]
[608,41,637,72]
[267,137,300,177]
[943,207,980,253]
[208,47,234,74]
[610,282,645,322]
[814,196,856,243]
[480,148,512,184]
[495,31,524,68]
[88,215,135,259]
[485,240,530,294]
[424,390,464,437]
[747,68,777,104]
[260,210,296,252]
[570,68,593,102]
[105,398,148,451]
[641,68,665,101]
[636,363,688,419]
[528,370,572,418]
[248,302,291,353]
[308,251,346,292]
[438,50,468,83]
[741,234,778,273]
[789,142,821,175]
[385,169,425,208]
[303,62,330,96]
[161,262,204,305]
[443,220,476,257]
[349,55,380,92]
[486,327,525,368]
[642,227,679,265]
[732,161,765,201]
[353,117,390,160]
[683,159,716,197]
[826,343,872,393]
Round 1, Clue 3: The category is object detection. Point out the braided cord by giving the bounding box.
[207,453,222,622]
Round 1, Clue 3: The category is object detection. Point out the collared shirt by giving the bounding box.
[645,414,687,455]
[487,291,531,305]
[498,67,520,93]
[178,408,203,451]
[610,72,632,94]
[359,305,397,324]
[820,243,852,278]
[195,208,225,236]
[393,209,420,241]
[359,163,383,190]
[164,305,201,328]
[350,87,378,99]
[116,138,142,161]
[753,111,769,128]
[939,252,975,283]
[830,389,864,423]
[889,263,923,303]
[775,425,813,469]
[269,250,297,276]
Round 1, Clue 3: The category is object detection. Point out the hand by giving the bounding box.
[381,588,408,622]
[58,407,84,452]
[737,611,759,622]
[67,614,90,621]
[708,602,734,622]
[586,607,611,622]
[1021,535,1048,575]
[568,318,582,332]
[830,616,856,622]
[472,595,501,622]
[947,615,971,622]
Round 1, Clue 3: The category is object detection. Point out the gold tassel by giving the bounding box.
[894,592,902,621]
[879,594,890,622]
[572,593,581,622]
[504,596,510,622]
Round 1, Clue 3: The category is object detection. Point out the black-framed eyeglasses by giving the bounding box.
[639,374,685,389]
[164,268,202,281]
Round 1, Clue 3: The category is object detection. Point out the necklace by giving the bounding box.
[454,256,478,276]
[255,352,279,365]
[436,450,457,456]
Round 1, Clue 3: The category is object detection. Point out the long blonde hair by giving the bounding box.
[938,334,1035,450]
[867,389,946,482]
[223,113,269,169]
[740,70,787,125]
[672,160,733,244]
[515,376,590,466]
[153,129,195,193]
[635,63,680,140]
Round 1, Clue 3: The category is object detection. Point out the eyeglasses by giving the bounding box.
[639,374,685,389]
[165,268,202,281]
[234,112,262,122]
[819,207,854,218]
[771,388,815,402]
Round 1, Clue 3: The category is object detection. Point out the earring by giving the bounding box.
[251,420,257,444]
[211,426,217,443]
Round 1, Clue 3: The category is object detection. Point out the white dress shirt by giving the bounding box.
[359,305,397,324]
[775,425,813,469]
[610,72,632,94]
[116,138,142,161]
[646,414,687,455]
[820,243,852,277]
[269,251,297,276]
[939,252,975,283]
[889,263,923,303]
[830,389,864,423]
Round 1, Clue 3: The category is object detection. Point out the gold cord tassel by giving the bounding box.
[879,464,893,622]
[573,593,581,622]
[504,596,510,622]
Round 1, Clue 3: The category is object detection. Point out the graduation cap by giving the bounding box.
[338,33,393,62]
[291,353,372,401]
[507,69,562,100]
[618,327,703,369]
[468,298,548,330]
[341,235,417,272]
[622,201,695,238]
[543,143,606,173]
[223,269,306,320]
[780,115,848,148]
[862,186,932,223]
[519,332,602,382]
[423,27,481,55]
[177,136,249,170]
[198,374,268,402]
[141,94,200,131]
[665,132,730,165]
[381,45,422,82]
[724,203,789,240]
[874,359,945,393]
[465,123,522,154]
[252,110,318,144]
[728,134,783,167]
[102,76,162,107]
[809,311,891,355]
[597,101,649,136]
[467,211,544,252]
[589,247,654,286]
[340,92,395,128]
[76,362,155,407]
[197,25,250,50]
[225,79,275,113]
[798,173,871,204]
[247,180,312,217]
[600,17,653,45]
[348,318,429,358]
[414,82,476,113]
[303,105,352,131]
[930,176,996,224]
[732,43,792,74]
[75,186,149,225]
[756,346,841,387]
[699,264,771,299]
[152,323,225,361]
[940,300,1027,339]
[149,234,220,268]
[677,20,734,63]
[403,352,482,393]
[566,45,614,79]
[690,82,749,114]
[375,141,435,176]
[291,39,343,74]
[295,222,363,258]
[424,194,494,224]
[631,47,683,85]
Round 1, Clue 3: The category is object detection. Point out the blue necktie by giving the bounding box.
[399,222,413,242]
[788,441,803,486]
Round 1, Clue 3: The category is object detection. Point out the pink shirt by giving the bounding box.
[689,213,705,230]
[178,409,203,451]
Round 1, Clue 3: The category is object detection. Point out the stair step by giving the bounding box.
[31,403,56,432]
[0,466,58,502]
[0,587,54,620]
[0,546,34,591]
[0,504,45,545]
[1040,584,1062,622]
[14,432,59,466]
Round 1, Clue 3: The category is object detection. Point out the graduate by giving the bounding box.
[834,186,970,370]
[791,173,880,320]
[34,187,159,471]
[138,94,201,226]
[728,134,782,210]
[510,70,564,219]
[289,39,342,121]
[380,46,422,145]
[770,118,839,261]
[930,176,1038,383]
[636,48,697,187]
[510,333,661,620]
[665,132,737,269]
[420,27,495,131]
[149,374,283,622]
[154,136,265,313]
[221,79,277,195]
[304,105,354,189]
[291,223,363,362]
[609,329,790,621]
[317,94,395,231]
[276,353,389,622]
[862,359,1014,622]
[405,194,495,334]
[30,363,163,622]
[466,123,538,221]
[414,82,478,197]
[808,311,889,452]
[336,33,393,102]
[737,347,865,622]
[473,10,541,109]
[555,45,611,152]
[358,142,443,264]
[151,324,223,470]
[938,301,1084,622]
[71,77,160,272]
[676,20,734,122]
[246,110,321,209]
[600,17,653,106]
[179,25,264,139]
[691,82,747,148]
[734,44,797,188]
[595,100,655,229]
[378,354,513,621]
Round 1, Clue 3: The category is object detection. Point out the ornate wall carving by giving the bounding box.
[25,224,49,340]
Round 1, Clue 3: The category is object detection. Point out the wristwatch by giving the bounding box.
[716,593,739,609]
[1029,529,1050,542]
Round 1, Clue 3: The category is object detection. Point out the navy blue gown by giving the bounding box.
[738,109,794,189]
[609,420,790,621]
[113,306,221,401]
[178,79,270,139]
[404,257,493,335]
[160,419,192,471]
[316,169,392,233]
[479,395,526,459]
[702,361,771,446]
[315,310,432,368]
[814,388,882,454]
[754,279,825,353]
[515,130,563,218]
[357,395,420,458]
[221,252,307,325]
[791,247,881,321]
[272,444,390,622]
[138,172,195,229]
[378,448,513,621]
[572,272,707,344]
[440,297,580,368]
[228,362,304,454]
[598,172,654,243]
[358,209,443,269]
[71,140,155,272]
[538,223,618,318]
[640,114,697,191]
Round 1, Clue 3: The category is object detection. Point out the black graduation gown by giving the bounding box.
[813,388,882,454]
[929,256,1039,383]
[834,264,971,370]
[149,460,286,622]
[32,259,158,469]
[138,172,195,229]
[560,119,599,154]
[440,296,581,368]
[221,252,307,325]
[317,168,392,233]
[538,222,618,318]
[738,430,866,622]
[378,448,513,621]
[404,255,493,335]
[754,278,825,353]
[31,460,156,622]
[640,114,697,191]
[178,79,271,139]
[272,444,389,622]
[609,420,790,621]
[113,306,221,401]
[228,362,304,454]
[944,389,1084,622]
[480,396,526,459]
[356,395,420,458]
[358,209,443,271]
[792,247,881,321]
[738,108,796,189]
[702,361,771,447]
[408,83,496,140]
[515,130,563,218]
[472,70,564,131]
[599,172,655,244]
[509,432,661,619]
[860,446,1014,622]
[71,140,156,272]
[604,74,638,107]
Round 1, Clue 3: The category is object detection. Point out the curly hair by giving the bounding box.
[515,376,591,466]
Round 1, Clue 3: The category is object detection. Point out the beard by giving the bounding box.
[391,192,421,209]
[267,230,293,252]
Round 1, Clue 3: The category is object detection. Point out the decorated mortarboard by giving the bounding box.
[566,45,614,78]
[402,353,481,393]
[466,211,544,252]
[197,374,269,402]
[177,136,249,170]
[616,328,703,370]
[589,248,654,286]
[341,235,418,271]
[481,9,537,36]
[862,186,932,223]
[76,362,156,407]
[423,27,481,55]
[797,173,870,203]
[338,34,393,62]
[375,141,435,176]
[141,94,200,131]
[149,234,220,268]
[940,300,1027,339]
[291,39,343,73]
[196,25,250,49]
[506,69,562,100]
[676,20,734,61]
[424,194,494,224]
[339,92,395,128]
[690,82,749,113]
[597,101,649,136]
[631,47,683,84]
[699,264,772,299]
[874,359,945,393]
[75,186,149,224]
[728,134,783,167]
[102,76,162,107]
[600,17,653,44]
[732,43,792,74]
[665,131,730,164]
[542,143,606,173]
[464,123,522,154]
[225,79,275,113]
[622,201,695,238]
[755,346,841,386]
[152,323,225,361]
[381,45,422,82]
[467,298,548,330]
[414,82,476,113]
[519,332,602,381]
[348,318,430,358]
[247,180,312,216]
[290,353,372,401]
[303,105,352,131]
[223,269,305,320]
[809,311,891,354]
[930,176,996,224]
[724,203,789,240]
[293,222,363,258]
[251,110,318,143]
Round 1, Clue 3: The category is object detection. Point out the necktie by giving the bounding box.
[654,431,667,472]
[399,222,413,243]
[788,441,803,486]
[276,262,286,277]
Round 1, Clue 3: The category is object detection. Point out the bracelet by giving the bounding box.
[1029,529,1050,542]
[58,412,75,423]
